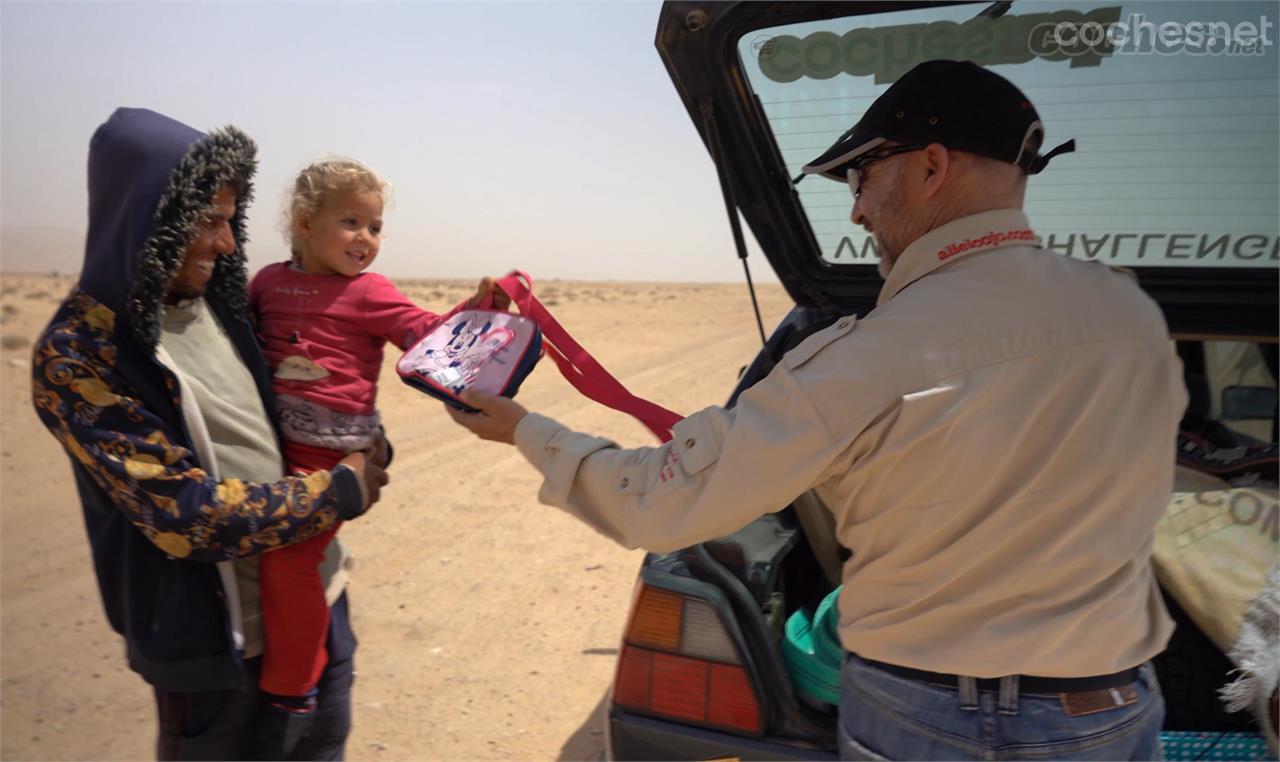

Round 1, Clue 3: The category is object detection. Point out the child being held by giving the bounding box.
[248,158,504,753]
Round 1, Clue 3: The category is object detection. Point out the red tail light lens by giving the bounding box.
[649,651,709,720]
[614,644,652,709]
[708,662,761,732]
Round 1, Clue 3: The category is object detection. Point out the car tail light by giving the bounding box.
[612,582,763,735]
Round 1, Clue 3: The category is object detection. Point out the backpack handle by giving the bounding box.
[484,271,683,443]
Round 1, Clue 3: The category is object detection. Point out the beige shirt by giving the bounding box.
[159,299,350,659]
[515,209,1185,678]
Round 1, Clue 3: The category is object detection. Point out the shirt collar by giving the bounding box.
[159,296,205,329]
[877,209,1039,306]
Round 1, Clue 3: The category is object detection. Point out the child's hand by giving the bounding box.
[468,277,512,311]
[367,432,391,468]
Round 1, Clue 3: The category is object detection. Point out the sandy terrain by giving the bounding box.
[0,272,794,761]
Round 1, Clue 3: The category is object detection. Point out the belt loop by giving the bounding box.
[958,676,979,711]
[998,674,1020,715]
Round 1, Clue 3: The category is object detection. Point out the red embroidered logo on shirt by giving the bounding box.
[937,229,1036,261]
[658,449,679,483]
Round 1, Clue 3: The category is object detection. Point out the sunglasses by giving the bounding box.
[846,144,927,198]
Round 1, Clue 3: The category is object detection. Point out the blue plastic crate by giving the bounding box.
[1160,731,1274,761]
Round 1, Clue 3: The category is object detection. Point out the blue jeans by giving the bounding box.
[838,653,1165,760]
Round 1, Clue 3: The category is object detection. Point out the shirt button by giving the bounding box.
[837,320,850,330]
[619,477,630,489]
[684,438,696,448]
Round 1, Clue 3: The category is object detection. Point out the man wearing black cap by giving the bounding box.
[801,59,1076,281]
[450,60,1184,760]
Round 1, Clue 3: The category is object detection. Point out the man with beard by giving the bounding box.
[448,60,1186,759]
[31,108,389,759]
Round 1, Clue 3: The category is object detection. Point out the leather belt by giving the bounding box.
[863,657,1141,694]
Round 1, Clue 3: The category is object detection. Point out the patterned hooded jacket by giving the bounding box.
[30,108,364,691]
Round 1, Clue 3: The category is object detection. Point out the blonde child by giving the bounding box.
[248,159,503,750]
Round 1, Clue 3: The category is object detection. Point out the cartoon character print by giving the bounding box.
[421,315,515,394]
[274,354,329,382]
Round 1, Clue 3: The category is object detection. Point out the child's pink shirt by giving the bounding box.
[250,262,466,416]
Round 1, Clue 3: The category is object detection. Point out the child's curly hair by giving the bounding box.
[283,158,390,258]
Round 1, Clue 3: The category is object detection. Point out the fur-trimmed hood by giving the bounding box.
[80,108,257,352]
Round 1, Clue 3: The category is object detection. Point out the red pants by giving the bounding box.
[259,441,346,697]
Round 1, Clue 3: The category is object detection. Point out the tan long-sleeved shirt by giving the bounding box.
[515,209,1185,678]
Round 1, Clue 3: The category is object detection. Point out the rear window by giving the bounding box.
[737,1,1280,272]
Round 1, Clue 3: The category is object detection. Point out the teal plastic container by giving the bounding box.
[781,586,843,707]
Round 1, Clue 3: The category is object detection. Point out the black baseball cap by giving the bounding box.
[801,59,1075,182]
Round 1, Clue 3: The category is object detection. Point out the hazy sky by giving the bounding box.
[1,1,777,282]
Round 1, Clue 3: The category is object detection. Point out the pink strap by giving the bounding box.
[481,272,684,442]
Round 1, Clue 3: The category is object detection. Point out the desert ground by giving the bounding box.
[0,272,795,761]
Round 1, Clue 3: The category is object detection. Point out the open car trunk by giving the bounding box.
[606,2,1278,760]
